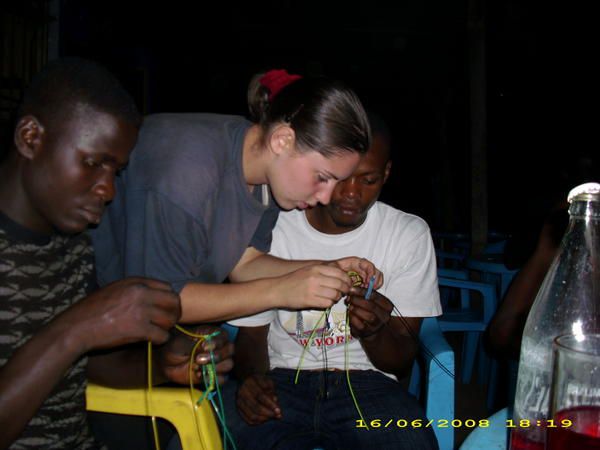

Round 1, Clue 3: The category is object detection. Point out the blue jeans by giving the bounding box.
[222,369,439,450]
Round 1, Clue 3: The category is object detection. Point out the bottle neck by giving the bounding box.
[568,199,600,220]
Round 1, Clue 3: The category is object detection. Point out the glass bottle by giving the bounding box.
[510,182,600,450]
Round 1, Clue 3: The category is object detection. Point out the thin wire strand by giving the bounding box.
[147,342,162,450]
[148,326,237,450]
[344,311,369,430]
[174,326,236,450]
[294,309,328,384]
[388,306,455,380]
[322,309,331,372]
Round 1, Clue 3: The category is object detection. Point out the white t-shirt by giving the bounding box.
[229,201,442,375]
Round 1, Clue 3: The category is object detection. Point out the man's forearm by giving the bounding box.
[87,344,155,388]
[360,318,421,379]
[0,316,86,449]
[233,326,270,380]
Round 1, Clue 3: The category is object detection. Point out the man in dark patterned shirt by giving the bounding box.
[0,58,233,449]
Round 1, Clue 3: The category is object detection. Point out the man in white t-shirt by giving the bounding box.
[225,116,442,450]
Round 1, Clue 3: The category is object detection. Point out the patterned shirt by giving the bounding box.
[0,212,102,449]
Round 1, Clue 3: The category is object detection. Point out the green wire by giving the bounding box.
[345,311,369,430]
[189,333,237,450]
[210,343,237,450]
[171,326,237,450]
[294,309,329,384]
[293,305,369,431]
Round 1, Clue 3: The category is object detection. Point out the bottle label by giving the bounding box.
[563,383,600,409]
[514,338,552,421]
[514,365,551,419]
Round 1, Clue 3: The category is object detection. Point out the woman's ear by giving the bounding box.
[14,115,45,160]
[268,125,296,156]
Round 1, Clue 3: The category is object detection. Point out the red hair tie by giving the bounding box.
[259,69,302,101]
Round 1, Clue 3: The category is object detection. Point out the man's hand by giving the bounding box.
[329,257,383,290]
[156,325,234,385]
[66,277,181,353]
[346,287,394,340]
[236,374,281,425]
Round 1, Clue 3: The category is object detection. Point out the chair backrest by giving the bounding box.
[433,231,510,258]
[438,277,498,331]
[408,317,455,450]
[436,249,468,269]
[483,240,507,255]
[431,231,469,252]
[437,267,469,280]
[465,258,518,299]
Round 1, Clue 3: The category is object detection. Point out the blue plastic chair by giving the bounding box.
[459,407,510,450]
[436,249,468,269]
[464,257,518,407]
[224,318,455,450]
[433,231,510,257]
[431,231,470,251]
[465,256,517,301]
[437,267,469,281]
[437,268,469,309]
[408,317,455,450]
[437,277,497,387]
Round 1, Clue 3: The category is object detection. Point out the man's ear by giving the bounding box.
[383,160,392,184]
[14,115,45,160]
[268,125,296,156]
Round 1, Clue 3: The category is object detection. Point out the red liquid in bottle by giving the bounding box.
[547,405,600,450]
[510,428,544,450]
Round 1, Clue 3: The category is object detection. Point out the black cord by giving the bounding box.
[385,306,455,380]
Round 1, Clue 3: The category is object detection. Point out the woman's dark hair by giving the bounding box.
[248,72,371,157]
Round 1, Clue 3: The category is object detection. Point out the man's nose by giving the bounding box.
[92,171,116,203]
[338,178,359,200]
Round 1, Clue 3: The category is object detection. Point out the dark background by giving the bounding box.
[3,0,596,241]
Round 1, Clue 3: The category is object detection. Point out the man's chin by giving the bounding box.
[56,218,91,235]
[331,215,362,229]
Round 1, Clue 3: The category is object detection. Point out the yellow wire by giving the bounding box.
[147,341,162,450]
[147,325,222,450]
[345,312,369,430]
[294,309,329,384]
[174,324,202,338]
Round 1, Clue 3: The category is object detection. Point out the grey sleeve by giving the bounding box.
[102,189,210,293]
[141,191,211,293]
[249,204,280,253]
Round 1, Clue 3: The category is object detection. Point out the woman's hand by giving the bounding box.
[275,264,352,310]
[328,257,383,289]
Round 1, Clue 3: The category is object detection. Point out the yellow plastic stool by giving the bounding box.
[86,382,222,450]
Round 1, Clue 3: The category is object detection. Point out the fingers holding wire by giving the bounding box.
[194,340,234,385]
[346,290,393,339]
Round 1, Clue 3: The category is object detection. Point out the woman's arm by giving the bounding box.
[180,265,349,322]
[180,247,382,323]
[229,247,382,285]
